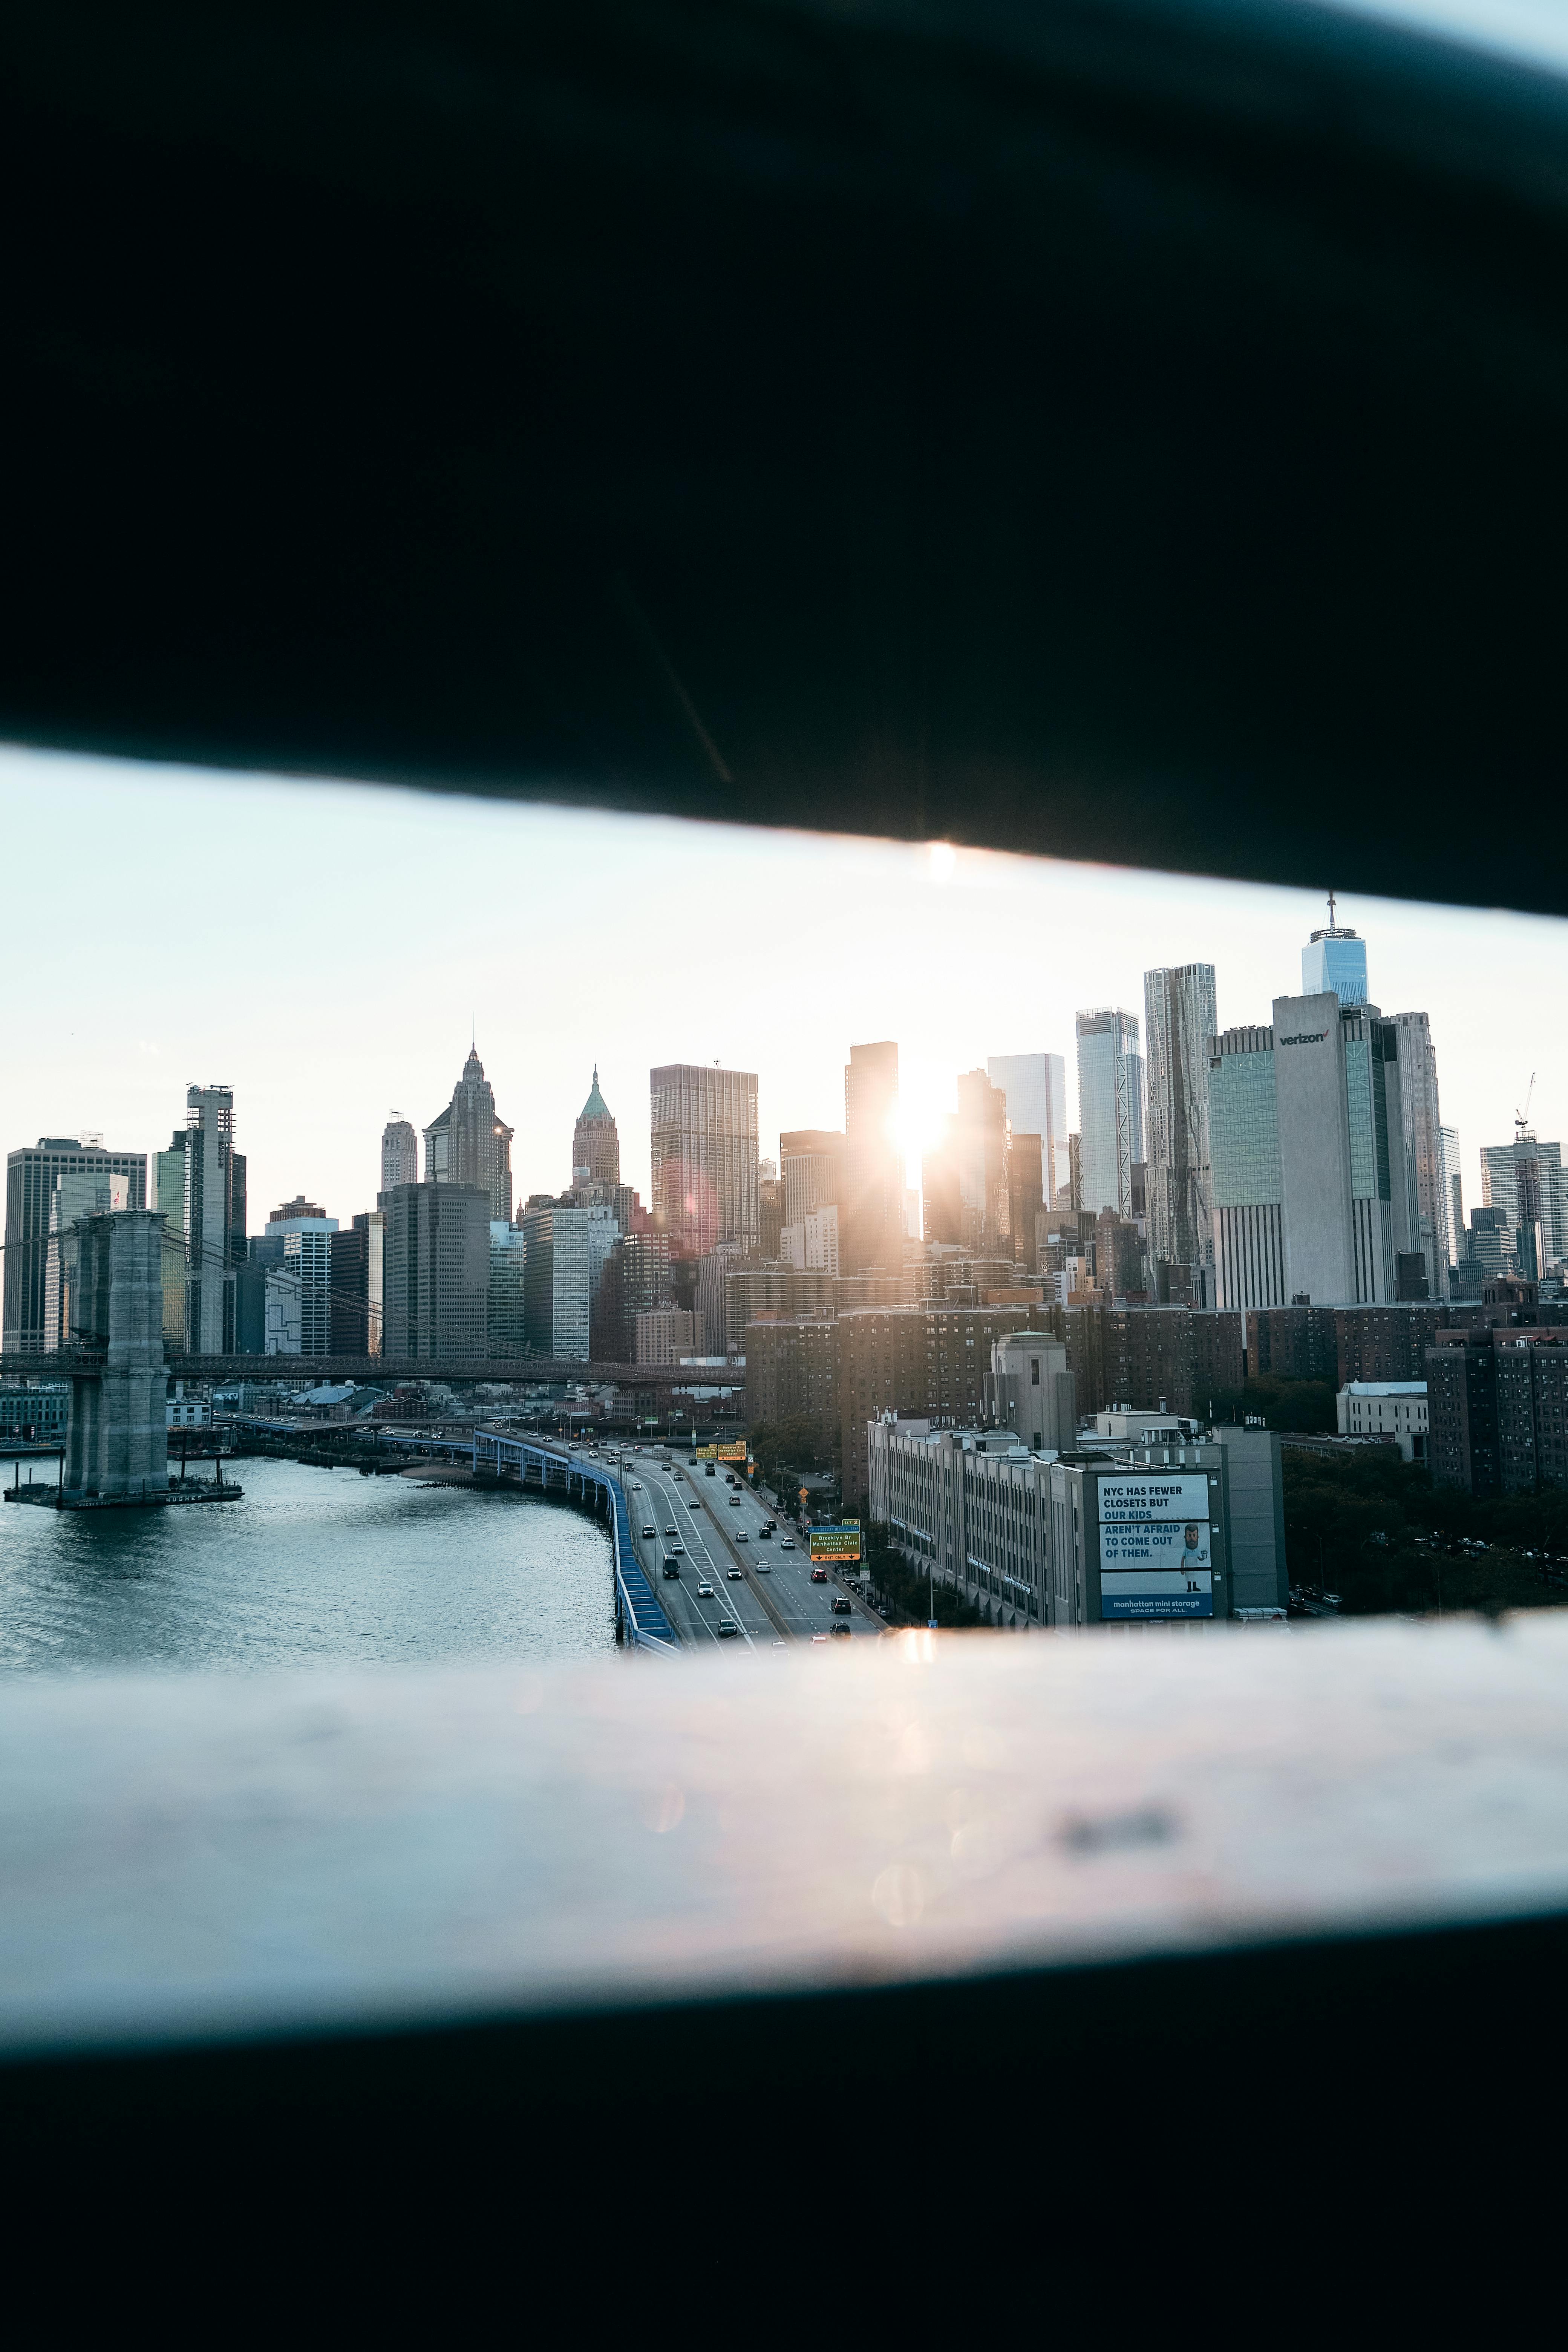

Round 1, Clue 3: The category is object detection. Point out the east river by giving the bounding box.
[0,1458,618,1675]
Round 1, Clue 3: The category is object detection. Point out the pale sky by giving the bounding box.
[3,743,1564,1239]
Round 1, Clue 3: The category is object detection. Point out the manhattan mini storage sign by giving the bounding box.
[1098,1472,1214,1621]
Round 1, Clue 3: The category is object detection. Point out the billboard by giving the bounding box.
[1101,1569,1213,1621]
[1100,1521,1211,1573]
[1097,1472,1211,1524]
[696,1442,748,1462]
[809,1524,862,1563]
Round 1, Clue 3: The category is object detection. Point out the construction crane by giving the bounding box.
[1515,1073,1536,1141]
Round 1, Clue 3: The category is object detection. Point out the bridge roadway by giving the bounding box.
[609,1443,885,1648]
[1,1351,741,1397]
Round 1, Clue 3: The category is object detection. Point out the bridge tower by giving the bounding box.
[63,1210,168,1502]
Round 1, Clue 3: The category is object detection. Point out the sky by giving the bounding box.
[2,743,1565,1239]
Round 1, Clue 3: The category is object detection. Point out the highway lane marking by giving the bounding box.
[643,1464,758,1651]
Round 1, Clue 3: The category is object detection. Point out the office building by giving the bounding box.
[262,1199,338,1356]
[781,1201,841,1278]
[487,1219,528,1357]
[571,1068,620,1188]
[868,1393,1286,1626]
[154,1131,188,1351]
[1389,1011,1449,1298]
[381,1182,490,1358]
[1075,1009,1144,1217]
[634,1309,707,1365]
[593,1230,672,1361]
[1439,1125,1464,1272]
[744,1319,841,1461]
[5,1137,148,1357]
[650,1064,759,1254]
[43,1167,132,1352]
[522,1199,615,1360]
[424,1046,514,1222]
[1007,1133,1045,1272]
[922,1116,962,1246]
[841,1041,903,1274]
[1481,1133,1565,1274]
[780,1129,847,1231]
[330,1211,384,1355]
[381,1116,419,1193]
[758,1174,782,1260]
[987,1054,1069,1207]
[1209,993,1419,1312]
[182,1085,247,1354]
[1302,905,1369,1006]
[1144,963,1216,1294]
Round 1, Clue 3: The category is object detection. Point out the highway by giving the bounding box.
[589,1443,884,1650]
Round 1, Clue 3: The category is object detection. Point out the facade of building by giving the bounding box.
[43,1167,130,1351]
[486,1219,528,1357]
[634,1308,706,1365]
[1439,1124,1464,1272]
[571,1068,620,1188]
[1006,1133,1044,1273]
[779,1129,847,1231]
[1481,1135,1565,1274]
[1390,1011,1449,1299]
[4,1137,149,1357]
[1427,1328,1568,1496]
[521,1201,597,1360]
[262,1205,337,1357]
[1210,993,1420,1312]
[380,1117,418,1194]
[781,1202,840,1277]
[0,1382,70,1441]
[744,1318,841,1460]
[1302,921,1369,1006]
[838,1302,1037,1507]
[424,1047,514,1222]
[986,1053,1069,1208]
[1143,963,1216,1294]
[1336,1378,1428,1458]
[381,1181,490,1358]
[650,1064,759,1255]
[842,1041,903,1274]
[868,1404,1286,1628]
[593,1230,672,1362]
[758,1176,782,1260]
[183,1085,246,1355]
[1075,1008,1144,1217]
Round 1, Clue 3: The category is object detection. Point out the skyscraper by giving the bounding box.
[184,1084,245,1353]
[649,1064,758,1255]
[1439,1125,1464,1272]
[572,1068,620,1188]
[424,1046,514,1222]
[780,1129,847,1230]
[1075,1009,1144,1217]
[842,1040,902,1272]
[1143,963,1216,1292]
[986,1053,1068,1206]
[954,1068,1010,1254]
[381,1182,490,1358]
[1482,1132,1565,1276]
[1209,992,1420,1311]
[381,1115,418,1193]
[1301,898,1369,1006]
[1390,1010,1449,1298]
[5,1138,150,1356]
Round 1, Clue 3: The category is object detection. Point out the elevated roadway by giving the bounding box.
[1,1349,742,1396]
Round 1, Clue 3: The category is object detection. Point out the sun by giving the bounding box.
[891,1069,954,1170]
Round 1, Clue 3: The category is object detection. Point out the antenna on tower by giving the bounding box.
[1516,1073,1537,1140]
[1326,887,1337,928]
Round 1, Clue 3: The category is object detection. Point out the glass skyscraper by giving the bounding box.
[986,1052,1069,1206]
[1143,964,1216,1283]
[1074,1008,1144,1217]
[650,1064,759,1255]
[1302,925,1368,1006]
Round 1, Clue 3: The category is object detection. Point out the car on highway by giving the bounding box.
[662,1559,680,1578]
[810,1566,828,1583]
[830,1623,852,1638]
[728,1495,741,1507]
[669,1541,686,1555]
[758,1525,772,1539]
[642,1524,656,1538]
[831,1596,851,1615]
[810,1632,828,1644]
[665,1525,678,1537]
[734,1528,747,1542]
[704,1464,716,1478]
[718,1619,739,1638]
[726,1566,744,1581]
[697,1583,714,1599]
[631,1482,642,1491]
[780,1537,796,1550]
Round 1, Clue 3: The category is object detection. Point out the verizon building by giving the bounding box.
[1210,991,1421,1312]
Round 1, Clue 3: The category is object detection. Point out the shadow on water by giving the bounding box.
[0,1457,618,1675]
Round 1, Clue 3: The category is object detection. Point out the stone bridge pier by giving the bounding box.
[64,1211,168,1503]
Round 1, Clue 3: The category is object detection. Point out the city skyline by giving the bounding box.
[2,743,1564,1243]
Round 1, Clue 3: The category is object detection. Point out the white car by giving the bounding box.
[726,1567,744,1581]
[734,1529,747,1542]
[779,1537,796,1550]
[697,1583,714,1599]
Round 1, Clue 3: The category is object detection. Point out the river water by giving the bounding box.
[0,1459,618,1675]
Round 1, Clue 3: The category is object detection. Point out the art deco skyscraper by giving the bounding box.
[572,1068,620,1187]
[842,1040,902,1273]
[381,1115,418,1193]
[1075,1009,1144,1217]
[1143,964,1216,1286]
[423,1047,514,1222]
[649,1064,758,1254]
